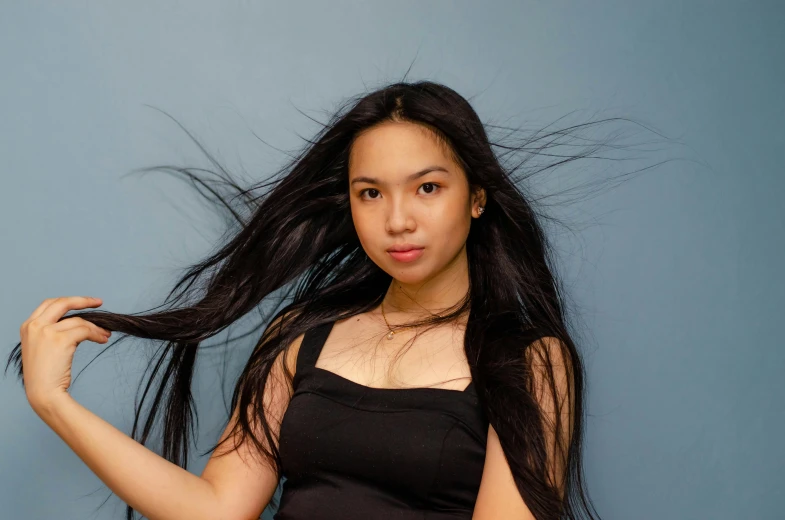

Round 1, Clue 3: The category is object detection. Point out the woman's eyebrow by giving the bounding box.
[350,165,449,186]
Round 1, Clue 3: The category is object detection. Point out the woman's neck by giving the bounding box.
[382,245,469,319]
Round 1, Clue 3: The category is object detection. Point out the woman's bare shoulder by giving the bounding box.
[278,329,305,379]
[264,311,308,380]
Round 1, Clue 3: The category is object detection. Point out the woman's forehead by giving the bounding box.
[348,123,458,180]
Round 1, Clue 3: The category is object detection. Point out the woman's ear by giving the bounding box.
[471,186,487,218]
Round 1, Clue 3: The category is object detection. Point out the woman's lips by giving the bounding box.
[387,247,424,262]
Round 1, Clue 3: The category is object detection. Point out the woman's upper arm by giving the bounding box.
[473,336,574,519]
[473,424,537,520]
[199,331,304,520]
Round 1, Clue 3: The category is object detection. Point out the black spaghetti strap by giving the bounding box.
[296,320,335,373]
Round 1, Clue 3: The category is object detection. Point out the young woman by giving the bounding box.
[10,80,612,519]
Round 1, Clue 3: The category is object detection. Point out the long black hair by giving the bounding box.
[7,77,671,519]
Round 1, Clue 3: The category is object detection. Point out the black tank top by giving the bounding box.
[273,319,489,520]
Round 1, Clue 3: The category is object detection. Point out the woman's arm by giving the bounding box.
[472,336,574,519]
[200,334,303,519]
[472,424,536,520]
[22,296,302,520]
[32,393,224,520]
[31,336,300,520]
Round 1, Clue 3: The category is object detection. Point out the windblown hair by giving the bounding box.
[7,77,667,519]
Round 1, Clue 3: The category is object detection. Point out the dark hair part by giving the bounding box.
[7,78,672,519]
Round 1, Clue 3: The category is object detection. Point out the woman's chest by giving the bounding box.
[278,375,488,509]
[316,324,473,391]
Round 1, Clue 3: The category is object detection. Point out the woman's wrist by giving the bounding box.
[28,389,73,424]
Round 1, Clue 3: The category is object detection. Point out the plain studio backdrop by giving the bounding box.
[1,2,782,519]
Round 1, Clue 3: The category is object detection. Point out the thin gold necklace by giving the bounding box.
[380,300,442,340]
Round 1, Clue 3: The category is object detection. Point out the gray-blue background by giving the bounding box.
[1,2,782,519]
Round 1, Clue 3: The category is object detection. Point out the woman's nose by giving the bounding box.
[385,200,416,233]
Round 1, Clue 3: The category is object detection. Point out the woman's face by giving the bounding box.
[348,120,485,285]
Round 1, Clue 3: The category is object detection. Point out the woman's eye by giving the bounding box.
[359,184,439,199]
[418,182,439,195]
[360,188,380,199]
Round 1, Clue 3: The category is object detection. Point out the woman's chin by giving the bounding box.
[385,266,434,286]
